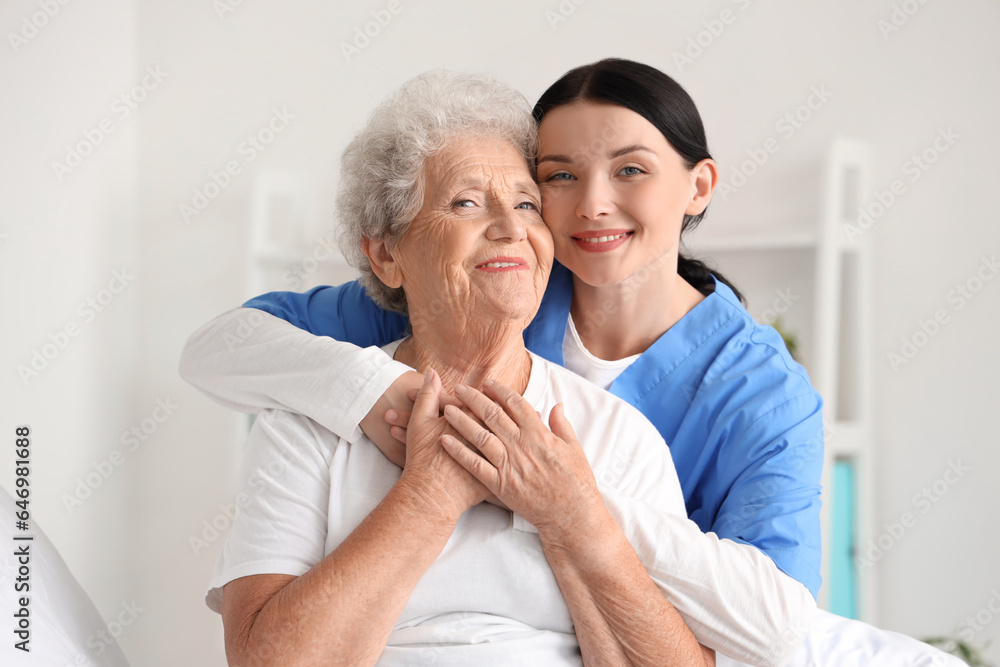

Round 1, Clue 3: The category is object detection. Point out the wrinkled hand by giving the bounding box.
[361,372,462,467]
[439,379,604,537]
[397,369,492,520]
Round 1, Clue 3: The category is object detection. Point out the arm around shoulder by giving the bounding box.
[179,307,411,441]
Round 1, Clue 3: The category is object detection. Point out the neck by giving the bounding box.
[570,258,705,361]
[394,316,532,395]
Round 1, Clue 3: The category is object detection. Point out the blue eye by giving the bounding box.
[546,172,575,182]
[619,166,643,176]
[516,201,538,210]
[454,200,476,208]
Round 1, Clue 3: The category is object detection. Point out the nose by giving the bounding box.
[486,207,528,243]
[574,176,614,220]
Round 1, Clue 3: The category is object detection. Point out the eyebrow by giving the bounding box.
[537,144,655,165]
[447,178,539,197]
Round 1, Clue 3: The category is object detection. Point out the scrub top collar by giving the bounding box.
[526,262,745,405]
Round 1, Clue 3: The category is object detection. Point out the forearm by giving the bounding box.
[179,308,408,440]
[540,509,713,667]
[226,480,459,667]
[600,490,815,665]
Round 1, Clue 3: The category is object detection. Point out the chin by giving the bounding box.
[560,260,626,289]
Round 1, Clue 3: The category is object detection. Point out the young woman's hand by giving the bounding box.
[359,370,422,467]
[439,379,605,540]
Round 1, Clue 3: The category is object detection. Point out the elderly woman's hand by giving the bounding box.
[397,369,493,521]
[362,371,464,468]
[439,380,606,539]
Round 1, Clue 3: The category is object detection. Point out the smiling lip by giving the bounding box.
[571,229,633,253]
[475,256,529,272]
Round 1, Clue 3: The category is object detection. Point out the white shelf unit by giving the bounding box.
[241,168,357,437]
[686,137,876,620]
[246,169,359,297]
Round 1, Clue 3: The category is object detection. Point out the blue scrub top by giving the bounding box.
[245,262,824,597]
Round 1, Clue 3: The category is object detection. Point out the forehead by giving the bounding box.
[424,135,536,192]
[537,101,662,150]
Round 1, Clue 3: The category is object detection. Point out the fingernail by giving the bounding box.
[483,379,495,387]
[454,384,467,394]
[386,410,397,421]
[424,369,433,382]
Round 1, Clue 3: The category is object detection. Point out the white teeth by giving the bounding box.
[482,262,519,268]
[582,233,628,243]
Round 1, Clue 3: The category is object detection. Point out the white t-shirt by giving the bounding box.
[562,316,640,391]
[207,345,686,666]
[185,309,819,664]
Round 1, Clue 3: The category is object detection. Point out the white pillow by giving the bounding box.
[717,609,966,666]
[1,484,130,666]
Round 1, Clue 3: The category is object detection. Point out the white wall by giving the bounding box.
[0,0,143,662]
[2,0,997,665]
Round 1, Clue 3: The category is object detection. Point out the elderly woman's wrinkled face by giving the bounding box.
[389,136,553,329]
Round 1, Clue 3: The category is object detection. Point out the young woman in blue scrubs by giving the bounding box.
[181,58,824,659]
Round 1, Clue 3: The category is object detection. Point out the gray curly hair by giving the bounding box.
[335,70,537,315]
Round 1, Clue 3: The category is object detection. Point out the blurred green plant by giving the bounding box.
[769,317,800,362]
[922,636,993,666]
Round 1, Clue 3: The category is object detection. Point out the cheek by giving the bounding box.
[625,181,684,229]
[540,188,573,225]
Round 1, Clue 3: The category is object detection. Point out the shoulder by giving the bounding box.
[697,282,821,421]
[247,409,343,468]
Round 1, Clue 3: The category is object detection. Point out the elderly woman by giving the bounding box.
[206,71,713,666]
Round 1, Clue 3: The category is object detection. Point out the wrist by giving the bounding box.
[537,495,620,558]
[393,471,466,526]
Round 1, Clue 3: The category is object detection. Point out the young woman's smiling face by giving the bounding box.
[536,101,715,289]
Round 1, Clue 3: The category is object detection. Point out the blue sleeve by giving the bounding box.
[243,281,409,347]
[711,391,825,598]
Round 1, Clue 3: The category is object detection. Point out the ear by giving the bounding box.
[685,158,718,217]
[360,236,403,289]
